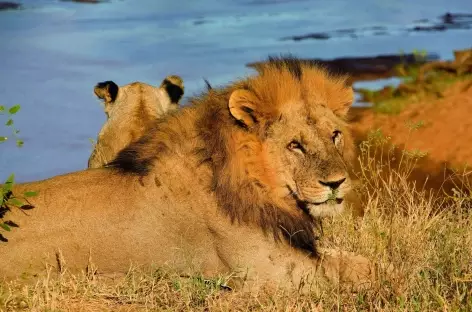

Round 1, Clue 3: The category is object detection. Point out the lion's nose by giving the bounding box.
[319,177,346,190]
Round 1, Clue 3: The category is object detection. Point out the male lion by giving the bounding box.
[2,57,374,291]
[87,75,184,168]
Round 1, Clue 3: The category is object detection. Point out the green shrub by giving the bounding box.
[0,104,37,243]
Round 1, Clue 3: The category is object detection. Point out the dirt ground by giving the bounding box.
[349,80,472,192]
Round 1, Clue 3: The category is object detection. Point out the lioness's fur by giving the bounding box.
[2,57,373,291]
[88,75,184,168]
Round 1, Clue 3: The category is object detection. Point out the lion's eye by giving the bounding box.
[287,140,306,154]
[332,130,341,141]
[332,130,342,147]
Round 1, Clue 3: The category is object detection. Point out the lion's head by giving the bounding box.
[244,60,355,218]
[201,56,355,215]
[110,56,355,254]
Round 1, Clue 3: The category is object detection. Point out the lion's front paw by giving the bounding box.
[318,248,375,290]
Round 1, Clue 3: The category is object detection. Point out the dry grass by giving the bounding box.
[1,130,472,311]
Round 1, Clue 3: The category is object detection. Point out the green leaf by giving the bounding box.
[0,223,11,232]
[5,119,13,126]
[0,137,7,142]
[7,198,24,208]
[8,105,21,115]
[4,220,18,227]
[5,174,14,184]
[2,174,15,193]
[24,191,38,197]
[19,204,34,210]
[16,140,24,148]
[0,105,4,112]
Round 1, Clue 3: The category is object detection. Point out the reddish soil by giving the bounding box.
[349,80,472,192]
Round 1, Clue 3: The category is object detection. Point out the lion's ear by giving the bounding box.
[228,89,260,127]
[94,81,119,103]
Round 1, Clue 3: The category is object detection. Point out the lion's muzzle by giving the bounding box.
[292,175,350,218]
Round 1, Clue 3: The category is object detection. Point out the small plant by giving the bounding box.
[0,104,37,242]
[0,104,23,147]
[412,49,428,63]
[0,174,38,242]
[444,165,472,210]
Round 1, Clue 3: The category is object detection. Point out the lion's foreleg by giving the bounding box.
[316,248,376,290]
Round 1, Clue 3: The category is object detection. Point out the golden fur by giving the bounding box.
[88,75,184,168]
[2,57,374,291]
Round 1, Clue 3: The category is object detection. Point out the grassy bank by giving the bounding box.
[357,48,472,114]
[1,131,471,312]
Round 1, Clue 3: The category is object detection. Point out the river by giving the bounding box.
[1,0,471,181]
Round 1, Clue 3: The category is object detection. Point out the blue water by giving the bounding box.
[1,0,471,182]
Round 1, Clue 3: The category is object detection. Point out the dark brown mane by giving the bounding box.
[107,56,354,255]
[194,87,321,255]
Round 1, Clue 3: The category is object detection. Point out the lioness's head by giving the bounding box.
[93,75,185,119]
[227,57,355,218]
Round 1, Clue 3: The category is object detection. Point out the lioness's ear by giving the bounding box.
[160,75,184,105]
[94,81,119,103]
[228,89,260,127]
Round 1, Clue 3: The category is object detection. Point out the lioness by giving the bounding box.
[88,75,184,168]
[2,57,373,291]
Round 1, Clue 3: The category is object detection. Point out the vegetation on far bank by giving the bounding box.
[357,48,472,114]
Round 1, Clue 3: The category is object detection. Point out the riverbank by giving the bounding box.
[348,48,472,195]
